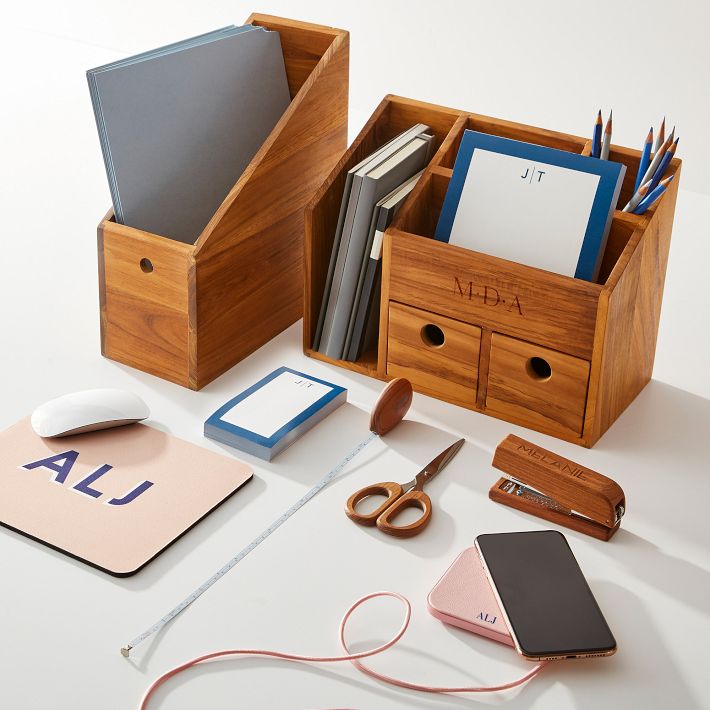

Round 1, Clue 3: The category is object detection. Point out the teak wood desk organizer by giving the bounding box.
[304,96,681,447]
[98,14,349,389]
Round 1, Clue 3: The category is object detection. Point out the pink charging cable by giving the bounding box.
[139,591,547,708]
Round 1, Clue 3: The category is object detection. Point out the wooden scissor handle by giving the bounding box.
[376,490,432,538]
[345,482,403,526]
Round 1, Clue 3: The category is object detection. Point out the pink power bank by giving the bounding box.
[427,546,513,646]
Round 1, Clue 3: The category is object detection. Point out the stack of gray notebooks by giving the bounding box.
[314,124,432,361]
[87,25,291,244]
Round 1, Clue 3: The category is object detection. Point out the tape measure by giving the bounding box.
[121,430,378,657]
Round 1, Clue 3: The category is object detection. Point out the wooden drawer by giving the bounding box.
[485,334,590,437]
[387,302,481,407]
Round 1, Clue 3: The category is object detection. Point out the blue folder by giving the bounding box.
[434,130,626,282]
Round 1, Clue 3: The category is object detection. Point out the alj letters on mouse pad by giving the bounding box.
[0,418,252,576]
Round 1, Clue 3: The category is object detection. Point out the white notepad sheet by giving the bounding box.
[450,150,601,276]
[220,371,334,438]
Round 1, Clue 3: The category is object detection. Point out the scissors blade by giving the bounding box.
[417,438,465,485]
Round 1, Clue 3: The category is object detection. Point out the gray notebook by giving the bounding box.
[343,170,424,361]
[320,132,433,359]
[88,25,291,244]
[312,126,428,352]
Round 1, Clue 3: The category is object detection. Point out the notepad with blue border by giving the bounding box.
[204,367,347,461]
[434,130,626,282]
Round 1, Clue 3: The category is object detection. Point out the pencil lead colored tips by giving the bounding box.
[661,174,675,186]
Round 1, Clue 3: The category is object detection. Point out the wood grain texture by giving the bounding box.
[303,95,681,446]
[584,159,681,443]
[98,15,349,389]
[375,489,432,538]
[344,481,402,525]
[100,220,193,385]
[387,302,480,407]
[369,376,413,436]
[486,333,590,438]
[387,227,601,360]
[490,433,625,540]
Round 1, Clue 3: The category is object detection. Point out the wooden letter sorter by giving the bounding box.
[98,14,349,389]
[304,96,681,447]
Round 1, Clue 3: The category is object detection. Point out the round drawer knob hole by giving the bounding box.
[421,323,445,348]
[139,258,154,273]
[526,356,552,381]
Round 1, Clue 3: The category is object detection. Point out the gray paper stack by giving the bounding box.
[87,25,291,244]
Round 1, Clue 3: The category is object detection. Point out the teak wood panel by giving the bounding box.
[387,302,481,407]
[584,162,681,442]
[99,222,193,385]
[386,229,601,360]
[192,22,349,387]
[486,334,590,438]
[195,15,349,260]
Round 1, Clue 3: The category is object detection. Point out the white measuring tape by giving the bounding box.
[121,430,379,657]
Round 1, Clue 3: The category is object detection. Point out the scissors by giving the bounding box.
[344,438,465,538]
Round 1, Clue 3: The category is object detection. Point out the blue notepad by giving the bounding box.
[204,367,347,461]
[434,131,626,282]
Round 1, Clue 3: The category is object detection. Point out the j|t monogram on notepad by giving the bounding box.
[520,165,546,183]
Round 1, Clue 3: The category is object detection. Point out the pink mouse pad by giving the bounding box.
[0,418,252,576]
[428,546,513,646]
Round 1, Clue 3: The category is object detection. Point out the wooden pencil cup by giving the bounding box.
[97,14,349,389]
[304,96,681,447]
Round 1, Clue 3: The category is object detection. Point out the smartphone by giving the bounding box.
[475,530,617,661]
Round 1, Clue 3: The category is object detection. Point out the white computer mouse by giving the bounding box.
[31,388,150,438]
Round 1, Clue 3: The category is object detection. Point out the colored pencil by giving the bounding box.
[600,111,612,160]
[632,175,674,214]
[634,127,653,192]
[653,117,665,154]
[647,137,679,192]
[591,109,603,158]
[638,134,671,188]
[623,180,652,213]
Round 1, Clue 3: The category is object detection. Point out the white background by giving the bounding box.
[1,2,709,709]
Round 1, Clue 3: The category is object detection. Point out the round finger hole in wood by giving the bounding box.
[421,323,445,348]
[526,356,552,381]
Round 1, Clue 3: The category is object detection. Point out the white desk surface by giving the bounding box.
[1,8,709,710]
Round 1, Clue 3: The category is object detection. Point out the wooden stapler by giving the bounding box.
[489,434,625,541]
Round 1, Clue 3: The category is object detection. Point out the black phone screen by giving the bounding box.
[476,530,616,658]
